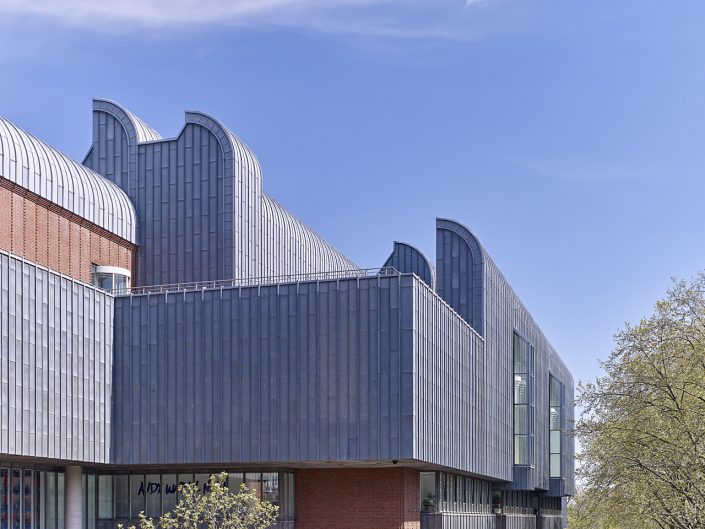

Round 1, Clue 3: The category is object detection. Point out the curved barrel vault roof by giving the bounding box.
[0,116,136,242]
[262,193,358,275]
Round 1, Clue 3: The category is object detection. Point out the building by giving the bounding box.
[0,99,574,529]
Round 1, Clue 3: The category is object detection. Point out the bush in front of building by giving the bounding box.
[118,472,279,529]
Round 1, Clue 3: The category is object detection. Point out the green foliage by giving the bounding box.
[118,472,278,529]
[576,274,705,529]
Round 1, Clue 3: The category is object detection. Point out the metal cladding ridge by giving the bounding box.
[0,116,136,242]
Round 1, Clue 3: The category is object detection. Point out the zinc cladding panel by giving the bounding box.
[411,279,491,476]
[0,250,113,463]
[111,275,420,466]
[383,242,435,290]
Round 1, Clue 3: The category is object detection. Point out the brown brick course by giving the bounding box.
[0,177,136,283]
[296,468,420,529]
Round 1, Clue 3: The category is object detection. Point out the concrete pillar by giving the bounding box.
[64,465,83,529]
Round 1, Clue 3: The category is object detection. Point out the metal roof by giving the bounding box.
[0,116,136,242]
[93,98,162,143]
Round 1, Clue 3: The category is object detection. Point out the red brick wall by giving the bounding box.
[0,179,135,283]
[296,468,420,529]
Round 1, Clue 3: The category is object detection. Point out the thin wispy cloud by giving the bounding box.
[0,0,497,39]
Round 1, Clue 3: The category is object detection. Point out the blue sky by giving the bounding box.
[1,0,704,388]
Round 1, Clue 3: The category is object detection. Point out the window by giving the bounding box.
[420,472,436,513]
[92,265,131,292]
[98,475,113,519]
[85,470,296,524]
[549,375,563,477]
[513,332,533,465]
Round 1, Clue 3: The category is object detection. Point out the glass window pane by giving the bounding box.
[550,376,562,406]
[98,475,113,519]
[420,472,436,513]
[286,473,295,521]
[514,341,527,373]
[114,475,129,518]
[514,374,528,404]
[57,473,64,529]
[550,454,561,477]
[162,475,177,514]
[97,274,113,290]
[514,435,528,465]
[11,470,21,529]
[227,474,243,494]
[130,474,145,517]
[194,474,209,495]
[550,431,561,453]
[177,474,194,502]
[46,472,56,529]
[262,473,278,507]
[449,474,456,511]
[86,475,96,529]
[549,406,560,430]
[514,404,528,434]
[145,475,161,517]
[245,474,262,500]
[24,470,34,529]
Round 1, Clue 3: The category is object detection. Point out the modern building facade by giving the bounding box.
[0,99,574,529]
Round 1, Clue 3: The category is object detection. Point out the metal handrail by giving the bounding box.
[113,267,401,296]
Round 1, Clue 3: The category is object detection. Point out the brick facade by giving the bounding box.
[296,468,421,529]
[0,177,135,283]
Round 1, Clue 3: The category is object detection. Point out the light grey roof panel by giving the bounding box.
[261,192,359,275]
[0,116,136,242]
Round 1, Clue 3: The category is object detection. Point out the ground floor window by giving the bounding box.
[0,466,294,529]
[419,472,492,514]
[87,470,295,526]
[0,467,64,529]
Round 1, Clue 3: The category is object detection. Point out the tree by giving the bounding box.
[576,274,705,529]
[119,472,279,529]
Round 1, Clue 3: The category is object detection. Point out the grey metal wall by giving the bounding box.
[434,219,574,491]
[383,241,435,289]
[111,274,417,465]
[411,279,492,476]
[84,99,356,286]
[0,115,136,242]
[0,249,114,463]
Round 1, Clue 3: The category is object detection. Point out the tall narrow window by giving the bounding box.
[549,375,563,477]
[513,332,532,465]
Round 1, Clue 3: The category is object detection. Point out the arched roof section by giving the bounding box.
[0,116,136,242]
[93,98,162,143]
[383,241,436,289]
[436,218,486,334]
[185,110,263,278]
[262,193,358,275]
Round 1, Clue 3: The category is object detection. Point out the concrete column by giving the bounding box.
[64,465,83,529]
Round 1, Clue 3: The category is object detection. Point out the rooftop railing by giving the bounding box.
[113,267,401,296]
